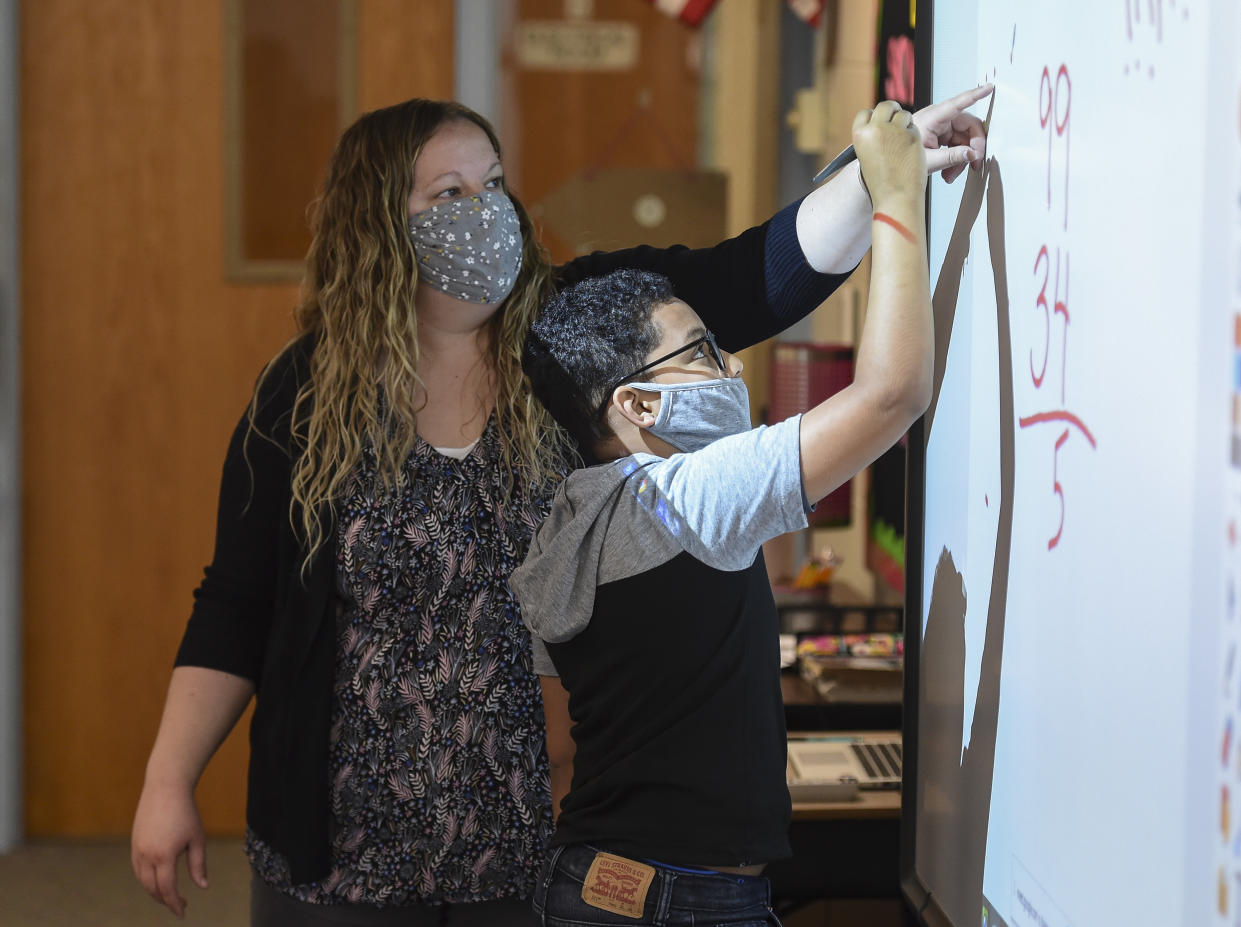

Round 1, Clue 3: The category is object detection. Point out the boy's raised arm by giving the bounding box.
[799,101,933,504]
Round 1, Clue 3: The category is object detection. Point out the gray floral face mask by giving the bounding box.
[408,189,523,304]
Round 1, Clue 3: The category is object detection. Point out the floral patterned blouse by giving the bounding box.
[247,416,556,906]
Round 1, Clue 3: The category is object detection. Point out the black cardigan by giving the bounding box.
[175,196,853,883]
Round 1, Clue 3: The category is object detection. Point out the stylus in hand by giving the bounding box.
[811,144,858,184]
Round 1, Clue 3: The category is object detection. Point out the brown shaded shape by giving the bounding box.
[917,160,1016,925]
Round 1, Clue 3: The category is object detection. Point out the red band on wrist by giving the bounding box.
[873,212,917,244]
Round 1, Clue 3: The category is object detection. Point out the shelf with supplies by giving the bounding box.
[776,582,903,732]
[773,583,903,636]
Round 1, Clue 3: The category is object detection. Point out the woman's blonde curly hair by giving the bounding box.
[253,98,573,573]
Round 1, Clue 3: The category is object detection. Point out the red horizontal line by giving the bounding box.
[1018,410,1097,448]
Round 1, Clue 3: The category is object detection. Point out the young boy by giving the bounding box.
[511,102,932,925]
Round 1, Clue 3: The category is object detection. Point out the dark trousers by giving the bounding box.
[531,844,781,926]
[250,871,540,926]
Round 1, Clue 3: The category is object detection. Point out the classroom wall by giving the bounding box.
[18,0,854,839]
[801,0,887,600]
[19,0,454,837]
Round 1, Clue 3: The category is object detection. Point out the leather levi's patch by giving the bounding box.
[580,852,656,919]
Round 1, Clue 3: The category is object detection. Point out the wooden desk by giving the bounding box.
[787,730,902,820]
[792,787,900,821]
[771,732,902,906]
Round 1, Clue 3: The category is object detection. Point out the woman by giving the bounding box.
[131,90,988,925]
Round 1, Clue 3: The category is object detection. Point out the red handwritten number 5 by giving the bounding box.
[1049,428,1070,550]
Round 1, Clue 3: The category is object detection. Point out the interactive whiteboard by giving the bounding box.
[905,2,1241,926]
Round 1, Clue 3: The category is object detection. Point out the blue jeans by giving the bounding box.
[531,844,781,926]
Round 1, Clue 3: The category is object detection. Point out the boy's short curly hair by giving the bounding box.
[524,269,675,453]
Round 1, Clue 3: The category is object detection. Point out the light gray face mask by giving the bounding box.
[408,189,523,304]
[623,375,752,452]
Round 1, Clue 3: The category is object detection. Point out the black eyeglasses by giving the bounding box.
[596,330,727,418]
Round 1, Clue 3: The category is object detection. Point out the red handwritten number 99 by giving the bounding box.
[1038,64,1071,229]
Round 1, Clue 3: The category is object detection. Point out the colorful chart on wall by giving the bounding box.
[906,2,1241,926]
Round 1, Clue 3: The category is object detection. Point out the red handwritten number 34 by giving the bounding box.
[1030,245,1069,402]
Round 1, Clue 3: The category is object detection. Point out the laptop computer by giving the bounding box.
[786,732,902,800]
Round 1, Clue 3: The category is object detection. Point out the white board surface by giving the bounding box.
[913,3,1241,925]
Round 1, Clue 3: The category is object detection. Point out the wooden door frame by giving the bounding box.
[703,0,782,424]
[454,0,504,132]
[706,0,781,236]
[0,0,21,853]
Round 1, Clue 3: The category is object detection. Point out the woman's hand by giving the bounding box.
[853,101,928,207]
[913,83,994,182]
[131,779,209,918]
[129,666,253,918]
[132,784,207,923]
[795,84,992,275]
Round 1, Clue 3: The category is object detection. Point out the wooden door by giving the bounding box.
[21,0,453,837]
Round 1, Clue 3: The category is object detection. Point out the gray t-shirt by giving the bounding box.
[510,415,810,675]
